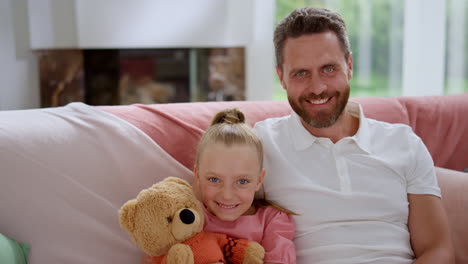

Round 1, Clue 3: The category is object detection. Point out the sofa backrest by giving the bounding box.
[101,94,468,172]
[100,100,292,170]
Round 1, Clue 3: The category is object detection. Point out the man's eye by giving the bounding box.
[295,71,306,76]
[323,66,334,73]
[237,179,249,185]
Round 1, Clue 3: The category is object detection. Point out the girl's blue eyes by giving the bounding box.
[208,177,219,183]
[207,178,249,185]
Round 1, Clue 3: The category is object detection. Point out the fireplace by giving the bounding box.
[37,47,245,108]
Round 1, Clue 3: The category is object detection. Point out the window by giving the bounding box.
[445,0,468,94]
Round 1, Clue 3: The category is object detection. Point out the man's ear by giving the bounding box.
[276,66,286,89]
[346,53,353,80]
[255,169,266,192]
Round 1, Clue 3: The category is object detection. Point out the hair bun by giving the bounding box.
[211,108,245,125]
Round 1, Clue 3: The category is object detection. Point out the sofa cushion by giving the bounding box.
[352,96,410,124]
[0,103,191,264]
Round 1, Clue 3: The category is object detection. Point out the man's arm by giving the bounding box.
[408,194,455,264]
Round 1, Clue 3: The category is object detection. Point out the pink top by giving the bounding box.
[203,206,296,264]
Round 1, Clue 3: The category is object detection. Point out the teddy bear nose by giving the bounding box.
[179,209,195,225]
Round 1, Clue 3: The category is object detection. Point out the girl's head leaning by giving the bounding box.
[194,108,265,221]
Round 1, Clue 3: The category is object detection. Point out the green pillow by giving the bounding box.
[0,233,30,264]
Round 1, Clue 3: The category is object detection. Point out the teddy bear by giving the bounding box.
[119,177,265,264]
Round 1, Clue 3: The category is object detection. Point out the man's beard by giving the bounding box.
[287,86,350,128]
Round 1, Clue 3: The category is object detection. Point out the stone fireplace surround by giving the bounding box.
[37,47,245,107]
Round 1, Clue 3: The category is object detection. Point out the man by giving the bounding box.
[254,7,454,263]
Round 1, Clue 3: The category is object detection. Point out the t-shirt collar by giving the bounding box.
[348,100,371,154]
[289,100,371,154]
[289,111,317,151]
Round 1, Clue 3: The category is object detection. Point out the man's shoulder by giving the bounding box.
[364,117,421,147]
[254,115,290,130]
[365,117,414,135]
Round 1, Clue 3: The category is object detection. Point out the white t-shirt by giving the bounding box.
[254,102,440,264]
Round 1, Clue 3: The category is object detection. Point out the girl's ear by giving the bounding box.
[255,169,266,191]
[193,167,199,180]
[192,167,202,200]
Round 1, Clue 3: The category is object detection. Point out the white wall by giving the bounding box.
[247,0,275,101]
[28,0,77,49]
[29,0,254,49]
[0,0,39,110]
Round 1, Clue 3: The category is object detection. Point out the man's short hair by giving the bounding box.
[274,7,351,68]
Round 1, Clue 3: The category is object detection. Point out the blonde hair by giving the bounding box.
[195,108,298,216]
[195,108,263,170]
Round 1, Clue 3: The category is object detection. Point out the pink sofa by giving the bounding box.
[102,93,468,263]
[1,94,467,263]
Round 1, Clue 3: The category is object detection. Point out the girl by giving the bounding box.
[193,108,296,264]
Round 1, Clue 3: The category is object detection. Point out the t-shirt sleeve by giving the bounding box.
[261,208,296,264]
[406,130,441,197]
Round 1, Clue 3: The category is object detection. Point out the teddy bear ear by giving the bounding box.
[164,177,192,188]
[119,199,138,233]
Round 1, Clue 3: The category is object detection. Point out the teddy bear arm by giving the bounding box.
[213,234,265,264]
[167,244,194,264]
[242,241,265,264]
